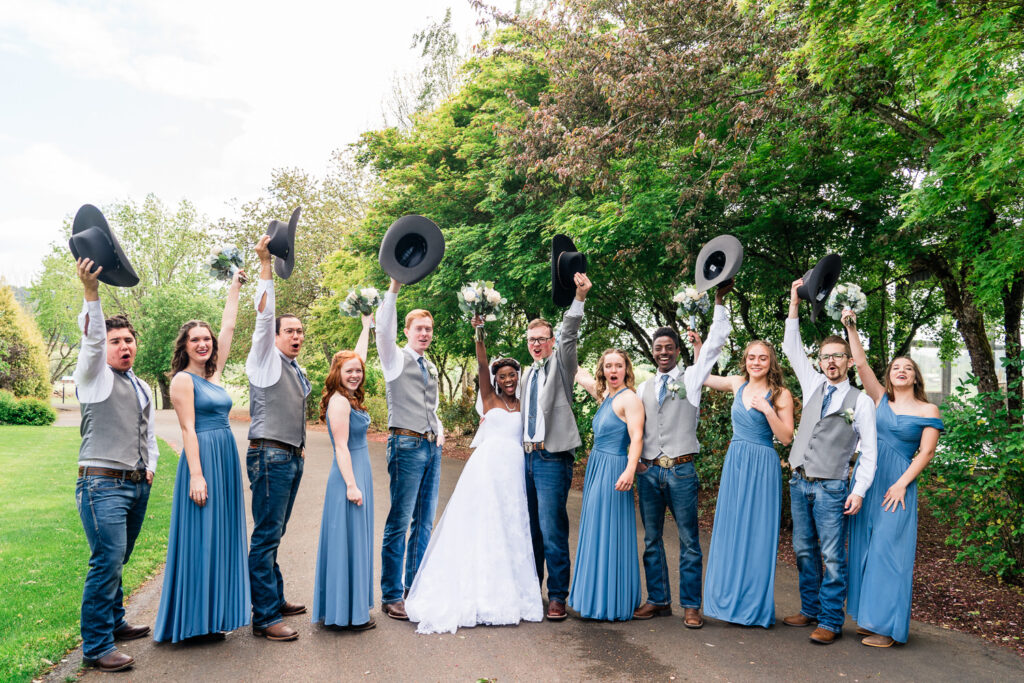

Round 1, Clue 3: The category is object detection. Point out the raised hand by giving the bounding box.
[841,308,857,329]
[715,280,734,305]
[574,272,592,301]
[232,268,248,288]
[76,257,102,294]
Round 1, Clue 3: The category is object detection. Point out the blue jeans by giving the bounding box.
[76,474,151,661]
[524,448,574,604]
[381,435,441,603]
[790,472,849,633]
[636,460,702,609]
[246,445,304,628]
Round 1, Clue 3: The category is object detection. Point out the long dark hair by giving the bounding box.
[170,321,218,378]
[320,350,367,419]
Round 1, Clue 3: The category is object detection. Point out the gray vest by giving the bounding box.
[79,371,149,469]
[641,370,700,459]
[248,355,308,448]
[790,383,861,480]
[385,351,439,434]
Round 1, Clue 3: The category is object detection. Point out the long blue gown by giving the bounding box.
[703,383,782,627]
[311,407,374,627]
[568,388,641,621]
[154,373,250,642]
[847,396,943,643]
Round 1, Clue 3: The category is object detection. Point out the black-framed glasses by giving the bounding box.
[526,336,553,346]
[818,352,849,362]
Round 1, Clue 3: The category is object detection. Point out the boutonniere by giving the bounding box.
[427,364,438,380]
[534,357,549,370]
[666,380,686,400]
[841,408,855,425]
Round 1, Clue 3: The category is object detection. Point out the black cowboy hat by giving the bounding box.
[551,234,587,307]
[68,204,139,287]
[695,235,743,293]
[378,215,445,285]
[797,254,843,323]
[266,207,301,279]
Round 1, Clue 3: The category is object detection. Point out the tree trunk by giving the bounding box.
[158,374,170,410]
[1003,270,1024,417]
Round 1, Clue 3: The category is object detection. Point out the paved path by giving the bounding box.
[48,409,1023,681]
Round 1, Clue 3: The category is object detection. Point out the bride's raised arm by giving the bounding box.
[474,315,496,411]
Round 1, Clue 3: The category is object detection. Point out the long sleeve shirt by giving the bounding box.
[520,298,585,443]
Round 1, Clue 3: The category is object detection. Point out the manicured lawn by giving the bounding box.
[0,426,179,682]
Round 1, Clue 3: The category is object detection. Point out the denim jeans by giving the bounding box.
[524,448,574,604]
[246,445,304,628]
[790,472,849,633]
[76,474,151,661]
[381,434,441,603]
[636,460,702,609]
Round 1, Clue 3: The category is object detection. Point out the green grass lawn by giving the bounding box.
[0,426,179,682]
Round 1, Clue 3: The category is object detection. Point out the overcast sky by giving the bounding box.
[0,0,513,287]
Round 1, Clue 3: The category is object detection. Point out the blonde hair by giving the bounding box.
[404,309,434,328]
[594,349,635,401]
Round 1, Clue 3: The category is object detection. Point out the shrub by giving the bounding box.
[438,386,480,437]
[0,389,14,423]
[0,285,51,399]
[922,358,1024,584]
[3,397,57,426]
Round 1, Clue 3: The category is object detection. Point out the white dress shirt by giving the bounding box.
[783,317,877,497]
[72,298,159,473]
[521,298,585,443]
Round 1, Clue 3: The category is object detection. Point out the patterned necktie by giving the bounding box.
[290,359,311,396]
[417,357,430,386]
[658,374,670,406]
[527,370,539,439]
[820,384,837,418]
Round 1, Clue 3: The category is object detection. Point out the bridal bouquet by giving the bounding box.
[673,284,710,329]
[457,281,506,340]
[825,282,867,325]
[339,286,382,317]
[207,244,244,281]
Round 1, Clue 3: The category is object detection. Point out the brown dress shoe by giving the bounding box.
[546,601,568,621]
[113,622,151,641]
[281,601,307,616]
[783,613,816,627]
[633,603,673,620]
[856,626,875,636]
[809,626,842,644]
[83,651,134,672]
[344,618,377,632]
[382,601,409,620]
[683,608,704,629]
[862,634,895,648]
[253,622,299,641]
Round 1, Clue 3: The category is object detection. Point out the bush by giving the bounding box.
[922,359,1024,583]
[0,392,56,426]
[0,285,51,399]
[438,386,480,437]
[0,389,14,423]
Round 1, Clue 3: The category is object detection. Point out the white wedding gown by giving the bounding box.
[405,408,543,634]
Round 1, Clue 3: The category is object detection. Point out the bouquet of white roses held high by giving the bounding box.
[339,286,382,317]
[207,245,244,281]
[457,280,506,340]
[825,282,867,324]
[673,284,711,329]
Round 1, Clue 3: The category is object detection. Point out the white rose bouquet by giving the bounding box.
[825,282,867,324]
[457,280,507,340]
[673,284,711,329]
[339,286,382,317]
[207,244,244,282]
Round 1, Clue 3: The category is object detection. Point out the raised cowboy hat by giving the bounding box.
[266,207,301,279]
[68,204,139,288]
[551,234,588,307]
[695,234,743,294]
[797,253,842,323]
[378,215,445,285]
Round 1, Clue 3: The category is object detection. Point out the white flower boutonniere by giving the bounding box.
[842,408,855,425]
[534,357,549,370]
[427,364,439,381]
[666,380,686,401]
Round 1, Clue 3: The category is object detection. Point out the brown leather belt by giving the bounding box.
[794,466,839,483]
[249,439,302,453]
[78,466,145,482]
[644,454,695,469]
[388,428,437,443]
[523,441,546,453]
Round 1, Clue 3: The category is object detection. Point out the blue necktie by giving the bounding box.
[658,374,669,406]
[820,384,837,418]
[125,370,146,409]
[527,369,539,439]
[418,357,430,386]
[290,359,311,396]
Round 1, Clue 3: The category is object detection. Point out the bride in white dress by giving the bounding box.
[405,317,543,634]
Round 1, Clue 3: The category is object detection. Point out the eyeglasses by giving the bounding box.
[818,352,849,362]
[526,336,553,346]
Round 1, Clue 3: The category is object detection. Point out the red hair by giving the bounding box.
[319,350,367,419]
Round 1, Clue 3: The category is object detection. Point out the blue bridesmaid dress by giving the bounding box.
[568,388,641,620]
[703,383,782,627]
[154,373,250,642]
[311,408,374,627]
[847,396,944,643]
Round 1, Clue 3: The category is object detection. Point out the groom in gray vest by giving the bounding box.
[73,257,158,672]
[245,236,310,642]
[782,277,877,644]
[633,284,731,628]
[521,271,591,621]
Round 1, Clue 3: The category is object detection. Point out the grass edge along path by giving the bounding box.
[0,425,179,682]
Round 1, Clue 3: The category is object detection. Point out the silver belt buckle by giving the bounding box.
[656,455,672,468]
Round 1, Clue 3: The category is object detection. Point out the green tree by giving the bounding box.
[26,247,83,383]
[0,284,52,399]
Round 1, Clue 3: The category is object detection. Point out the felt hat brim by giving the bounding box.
[695,235,743,293]
[68,204,139,288]
[797,254,843,322]
[266,207,300,279]
[551,234,587,307]
[378,215,445,285]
